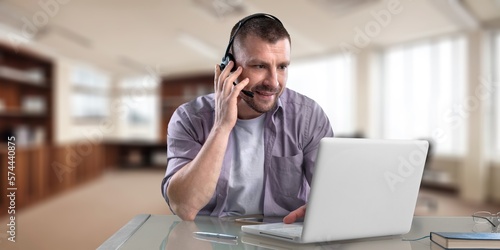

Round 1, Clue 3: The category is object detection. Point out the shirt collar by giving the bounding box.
[271,90,285,117]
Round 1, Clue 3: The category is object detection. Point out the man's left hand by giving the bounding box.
[283,205,306,224]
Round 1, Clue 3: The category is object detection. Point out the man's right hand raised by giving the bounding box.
[213,61,249,132]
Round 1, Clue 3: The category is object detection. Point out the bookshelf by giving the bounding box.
[0,42,53,146]
[0,42,54,216]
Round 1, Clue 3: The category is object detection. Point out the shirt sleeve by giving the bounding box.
[302,102,334,185]
[161,106,203,210]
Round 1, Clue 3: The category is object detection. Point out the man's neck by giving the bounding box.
[237,102,264,120]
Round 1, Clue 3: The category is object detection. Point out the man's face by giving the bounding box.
[233,35,290,118]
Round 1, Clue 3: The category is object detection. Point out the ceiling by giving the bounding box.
[0,0,499,78]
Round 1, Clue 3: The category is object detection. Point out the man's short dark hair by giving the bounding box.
[230,15,291,49]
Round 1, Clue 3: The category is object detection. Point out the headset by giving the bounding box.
[219,13,284,98]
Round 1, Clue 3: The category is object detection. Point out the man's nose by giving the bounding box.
[263,68,279,88]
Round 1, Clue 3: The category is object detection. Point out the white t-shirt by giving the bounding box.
[224,114,266,216]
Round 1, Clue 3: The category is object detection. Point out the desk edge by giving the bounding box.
[97,214,151,250]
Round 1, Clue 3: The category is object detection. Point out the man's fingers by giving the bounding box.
[283,205,306,224]
[214,64,221,93]
[214,61,234,93]
[283,213,296,224]
[218,61,236,92]
[230,77,249,98]
[222,66,243,95]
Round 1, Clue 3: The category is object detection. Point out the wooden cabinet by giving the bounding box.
[0,146,50,214]
[51,144,104,192]
[160,74,213,140]
[0,144,106,216]
[105,141,166,169]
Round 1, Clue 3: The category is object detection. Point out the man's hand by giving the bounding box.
[283,205,306,224]
[214,61,249,131]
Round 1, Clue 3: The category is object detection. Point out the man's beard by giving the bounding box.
[242,85,281,113]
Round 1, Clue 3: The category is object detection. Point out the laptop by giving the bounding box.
[241,138,429,243]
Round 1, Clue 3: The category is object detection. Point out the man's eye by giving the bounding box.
[254,65,265,69]
[279,65,288,70]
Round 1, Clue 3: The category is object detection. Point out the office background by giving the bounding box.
[0,0,499,249]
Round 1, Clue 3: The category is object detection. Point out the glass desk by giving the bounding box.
[98,215,477,250]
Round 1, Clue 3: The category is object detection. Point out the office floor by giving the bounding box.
[0,169,171,250]
[0,169,499,250]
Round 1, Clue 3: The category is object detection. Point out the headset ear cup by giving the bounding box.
[219,56,229,71]
[219,53,236,71]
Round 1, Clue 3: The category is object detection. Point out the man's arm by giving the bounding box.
[166,62,249,220]
[167,127,231,220]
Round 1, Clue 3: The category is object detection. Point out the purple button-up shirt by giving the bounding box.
[162,88,334,217]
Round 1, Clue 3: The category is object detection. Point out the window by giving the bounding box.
[71,67,111,120]
[491,31,500,160]
[378,36,467,155]
[287,55,356,136]
[117,75,159,140]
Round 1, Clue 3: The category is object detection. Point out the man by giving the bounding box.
[161,13,333,222]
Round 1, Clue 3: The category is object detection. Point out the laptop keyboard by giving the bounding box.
[268,225,303,237]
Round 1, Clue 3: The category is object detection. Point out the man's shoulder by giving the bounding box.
[177,94,215,116]
[280,88,319,108]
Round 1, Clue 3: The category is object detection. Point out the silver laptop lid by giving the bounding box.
[301,138,428,243]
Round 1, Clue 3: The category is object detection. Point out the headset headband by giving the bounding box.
[219,13,283,98]
[222,13,283,61]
